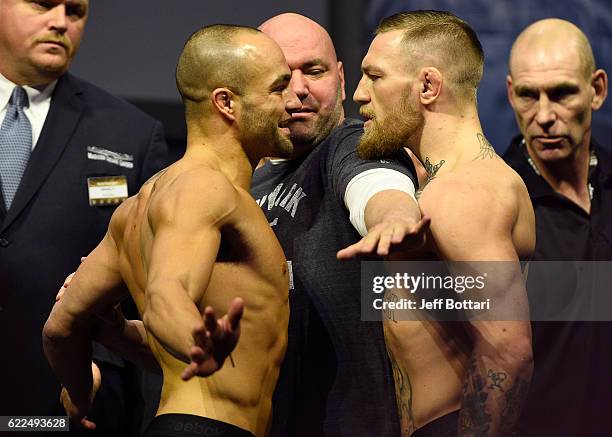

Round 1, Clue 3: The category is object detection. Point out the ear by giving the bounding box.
[418,67,442,105]
[212,88,236,121]
[506,75,517,109]
[337,61,346,101]
[591,69,608,111]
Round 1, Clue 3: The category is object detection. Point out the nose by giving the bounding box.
[284,87,301,112]
[48,4,68,34]
[290,70,308,100]
[353,75,369,104]
[534,94,557,128]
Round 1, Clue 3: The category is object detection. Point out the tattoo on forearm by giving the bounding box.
[459,357,492,436]
[487,369,507,391]
[500,377,530,433]
[388,348,415,436]
[460,356,529,436]
[474,133,497,160]
[416,157,445,199]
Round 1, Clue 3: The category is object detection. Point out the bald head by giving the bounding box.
[256,13,345,151]
[509,18,595,79]
[259,13,338,63]
[176,24,266,107]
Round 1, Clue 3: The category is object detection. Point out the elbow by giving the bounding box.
[42,313,71,355]
[490,333,534,378]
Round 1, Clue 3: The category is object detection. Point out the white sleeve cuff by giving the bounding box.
[344,168,417,237]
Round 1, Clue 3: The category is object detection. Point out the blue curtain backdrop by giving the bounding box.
[366,0,612,152]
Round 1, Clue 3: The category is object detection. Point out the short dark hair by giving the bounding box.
[175,24,261,104]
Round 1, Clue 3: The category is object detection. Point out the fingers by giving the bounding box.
[203,306,217,334]
[227,298,244,331]
[79,417,97,430]
[56,288,65,302]
[376,226,395,256]
[57,272,76,301]
[336,242,361,260]
[181,359,199,381]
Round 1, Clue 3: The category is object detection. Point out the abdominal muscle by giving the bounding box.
[149,268,289,436]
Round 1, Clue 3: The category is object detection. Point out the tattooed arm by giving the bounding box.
[419,177,533,436]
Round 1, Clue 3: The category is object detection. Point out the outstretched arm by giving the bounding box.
[142,172,243,373]
[337,189,429,259]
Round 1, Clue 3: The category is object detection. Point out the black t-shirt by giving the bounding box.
[251,118,417,437]
[503,136,612,437]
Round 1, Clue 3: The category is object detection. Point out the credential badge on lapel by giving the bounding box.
[87,146,134,169]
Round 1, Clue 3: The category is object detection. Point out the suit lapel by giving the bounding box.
[1,73,84,233]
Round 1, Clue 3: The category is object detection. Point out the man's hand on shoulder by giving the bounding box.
[181,297,244,380]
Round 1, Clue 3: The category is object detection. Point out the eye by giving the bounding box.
[516,89,538,100]
[548,86,578,102]
[32,0,54,9]
[305,68,325,77]
[66,4,87,18]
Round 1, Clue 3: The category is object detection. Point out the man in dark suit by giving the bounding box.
[0,0,167,435]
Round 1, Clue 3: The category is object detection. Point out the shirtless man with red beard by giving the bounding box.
[339,11,535,437]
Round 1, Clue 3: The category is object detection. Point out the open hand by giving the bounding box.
[337,216,430,259]
[181,297,244,380]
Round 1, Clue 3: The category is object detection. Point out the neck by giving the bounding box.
[184,132,255,191]
[412,105,484,171]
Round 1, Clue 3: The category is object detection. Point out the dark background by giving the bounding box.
[70,0,612,161]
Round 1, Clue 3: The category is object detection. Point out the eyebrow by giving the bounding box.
[514,82,580,94]
[301,59,329,69]
[269,74,291,90]
[361,64,382,75]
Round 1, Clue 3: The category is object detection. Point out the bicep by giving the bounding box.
[146,217,221,305]
[145,181,234,306]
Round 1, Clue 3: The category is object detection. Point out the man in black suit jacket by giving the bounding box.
[0,1,167,435]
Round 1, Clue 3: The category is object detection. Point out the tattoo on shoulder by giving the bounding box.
[416,157,445,199]
[388,348,415,436]
[474,133,497,160]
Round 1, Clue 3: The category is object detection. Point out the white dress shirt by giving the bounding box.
[0,72,57,150]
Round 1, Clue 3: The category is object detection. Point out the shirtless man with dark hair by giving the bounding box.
[341,10,535,436]
[43,24,299,437]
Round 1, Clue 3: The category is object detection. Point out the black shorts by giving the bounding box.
[412,411,459,437]
[142,414,255,437]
